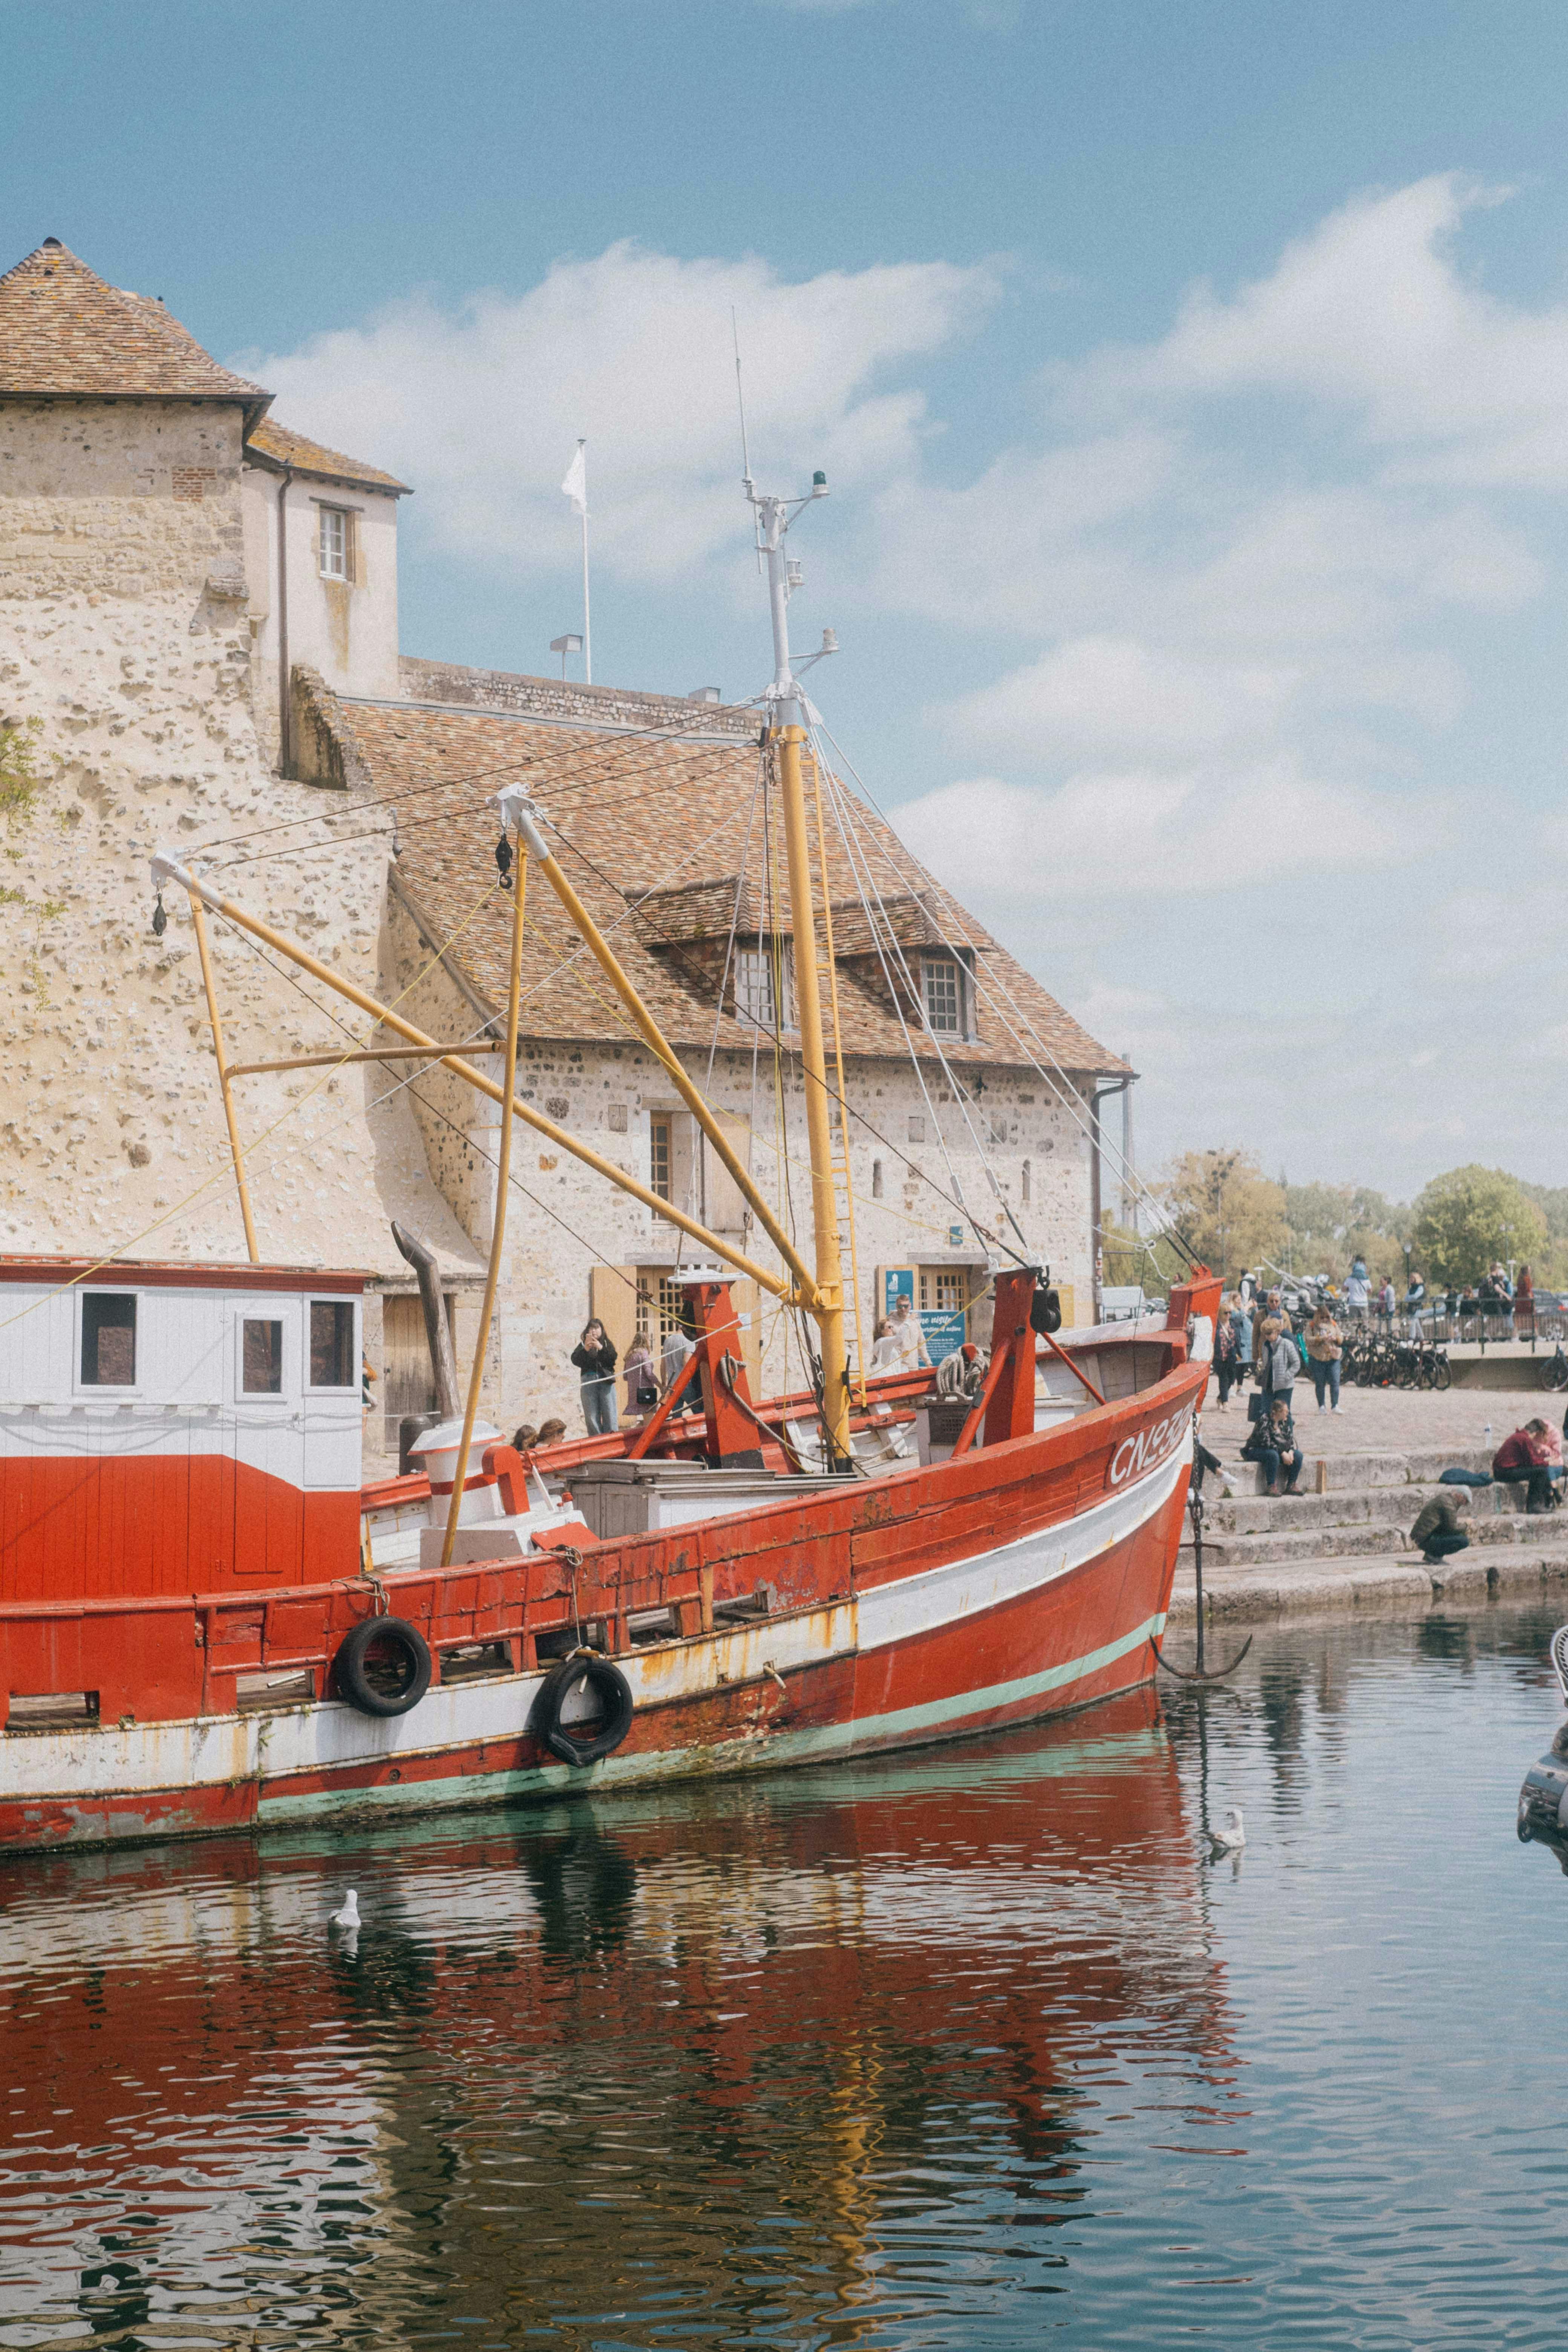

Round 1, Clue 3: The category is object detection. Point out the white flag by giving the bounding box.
[561,442,587,516]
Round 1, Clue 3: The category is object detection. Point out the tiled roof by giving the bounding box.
[0,240,269,423]
[246,417,411,495]
[315,681,1124,1079]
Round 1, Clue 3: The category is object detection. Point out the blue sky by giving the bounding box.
[8,0,1568,1198]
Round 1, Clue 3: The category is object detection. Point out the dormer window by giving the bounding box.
[923,953,962,1035]
[318,505,352,581]
[733,940,792,1033]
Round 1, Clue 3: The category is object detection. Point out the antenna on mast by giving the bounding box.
[733,308,763,570]
[732,307,752,490]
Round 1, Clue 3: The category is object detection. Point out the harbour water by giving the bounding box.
[3,1605,1567,2348]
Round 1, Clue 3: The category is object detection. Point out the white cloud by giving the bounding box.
[936,637,1302,763]
[892,762,1414,902]
[1068,174,1568,488]
[241,242,1000,585]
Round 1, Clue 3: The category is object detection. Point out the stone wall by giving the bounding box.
[0,399,478,1291]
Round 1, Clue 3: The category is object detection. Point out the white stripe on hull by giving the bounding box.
[857,1445,1185,1651]
[0,1446,1185,1823]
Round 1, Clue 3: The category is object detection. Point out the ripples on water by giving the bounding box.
[4,1605,1568,2348]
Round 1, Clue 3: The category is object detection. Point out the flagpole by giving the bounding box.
[578,439,591,684]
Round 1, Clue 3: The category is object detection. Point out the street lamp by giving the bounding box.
[550,632,583,680]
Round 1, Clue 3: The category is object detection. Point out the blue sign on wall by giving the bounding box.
[880,1268,915,1320]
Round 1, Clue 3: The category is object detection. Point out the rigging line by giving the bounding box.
[192,698,765,858]
[814,741,1008,1208]
[209,749,745,875]
[813,750,1024,1269]
[809,720,1173,1243]
[812,718,1187,1251]
[703,751,766,1093]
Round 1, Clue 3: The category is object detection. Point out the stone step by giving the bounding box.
[1166,1541,1568,1625]
[1187,1478,1521,1540]
[1188,1510,1568,1571]
[1199,1441,1498,1492]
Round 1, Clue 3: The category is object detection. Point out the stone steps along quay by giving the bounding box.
[1168,1442,1568,1625]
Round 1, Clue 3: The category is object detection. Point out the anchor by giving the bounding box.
[1152,1432,1253,1683]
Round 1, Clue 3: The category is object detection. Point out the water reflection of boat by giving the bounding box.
[0,1692,1234,2339]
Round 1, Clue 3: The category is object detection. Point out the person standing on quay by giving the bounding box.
[571,1317,619,1436]
[1345,1257,1370,1319]
[1405,1268,1427,1341]
[1259,1315,1298,1413]
[1305,1302,1343,1413]
[1213,1295,1239,1407]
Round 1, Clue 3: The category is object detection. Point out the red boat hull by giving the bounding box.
[0,1357,1204,1854]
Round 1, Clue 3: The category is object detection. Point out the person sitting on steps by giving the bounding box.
[1493,1419,1558,1514]
[1242,1396,1304,1498]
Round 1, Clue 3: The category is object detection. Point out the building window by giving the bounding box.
[635,1275,688,1348]
[318,505,351,582]
[309,1300,357,1388]
[242,1318,283,1395]
[81,1293,136,1387]
[872,1158,884,1200]
[920,1269,967,1321]
[649,1115,672,1211]
[922,953,963,1035]
[1022,1157,1032,1206]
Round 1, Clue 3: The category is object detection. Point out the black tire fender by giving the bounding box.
[531,1652,634,1767]
[334,1615,433,1717]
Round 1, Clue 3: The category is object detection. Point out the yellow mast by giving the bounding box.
[188,891,259,1264]
[441,791,527,1568]
[775,722,851,1463]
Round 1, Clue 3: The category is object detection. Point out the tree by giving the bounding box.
[1158,1148,1288,1283]
[1410,1165,1547,1287]
[1281,1179,1410,1285]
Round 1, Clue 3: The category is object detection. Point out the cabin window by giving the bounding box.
[309,1300,357,1388]
[318,505,352,581]
[242,1318,283,1395]
[80,1293,136,1387]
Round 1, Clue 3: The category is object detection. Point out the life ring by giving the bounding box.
[334,1616,433,1717]
[532,1652,634,1767]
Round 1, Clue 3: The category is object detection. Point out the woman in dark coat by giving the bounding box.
[571,1318,620,1436]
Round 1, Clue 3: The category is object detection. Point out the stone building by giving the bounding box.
[0,237,1126,1461]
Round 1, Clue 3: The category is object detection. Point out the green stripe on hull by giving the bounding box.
[256,1610,1167,1828]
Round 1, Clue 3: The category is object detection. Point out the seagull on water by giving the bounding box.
[331,1889,361,1930]
[1208,1807,1246,1858]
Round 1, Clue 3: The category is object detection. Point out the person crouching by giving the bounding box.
[1410,1489,1470,1562]
[1243,1395,1304,1498]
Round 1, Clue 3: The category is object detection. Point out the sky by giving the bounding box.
[6,0,1567,1204]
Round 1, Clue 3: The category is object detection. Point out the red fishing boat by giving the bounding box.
[0,466,1218,1856]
